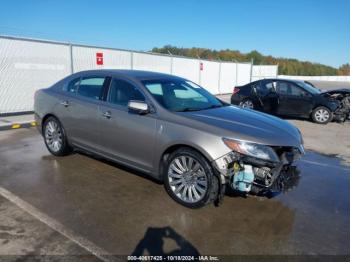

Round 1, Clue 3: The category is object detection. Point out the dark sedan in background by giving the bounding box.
[231,79,350,124]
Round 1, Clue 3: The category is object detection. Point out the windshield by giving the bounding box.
[142,79,225,112]
[296,81,322,94]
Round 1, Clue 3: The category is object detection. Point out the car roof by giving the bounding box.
[260,78,305,84]
[74,69,183,81]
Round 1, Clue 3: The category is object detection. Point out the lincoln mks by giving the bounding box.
[34,70,304,208]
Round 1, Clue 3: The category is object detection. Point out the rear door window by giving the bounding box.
[64,77,81,93]
[260,81,277,93]
[77,77,106,100]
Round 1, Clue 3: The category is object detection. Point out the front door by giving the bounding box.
[256,80,279,114]
[99,78,157,172]
[276,81,313,116]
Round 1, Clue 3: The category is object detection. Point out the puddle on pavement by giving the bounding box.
[0,130,350,255]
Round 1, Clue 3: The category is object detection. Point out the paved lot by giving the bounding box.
[0,80,349,259]
[289,120,350,166]
[308,80,350,90]
[0,128,350,259]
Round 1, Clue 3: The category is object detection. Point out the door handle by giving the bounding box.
[102,111,111,119]
[60,101,69,107]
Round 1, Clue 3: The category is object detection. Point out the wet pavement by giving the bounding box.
[0,128,350,257]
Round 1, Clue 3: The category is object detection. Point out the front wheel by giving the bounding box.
[164,148,219,208]
[311,106,332,124]
[43,116,72,156]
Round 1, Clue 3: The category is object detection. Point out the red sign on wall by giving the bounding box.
[96,52,104,65]
[200,62,203,71]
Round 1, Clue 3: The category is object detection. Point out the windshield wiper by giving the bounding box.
[175,107,202,112]
[176,104,224,112]
[201,104,224,110]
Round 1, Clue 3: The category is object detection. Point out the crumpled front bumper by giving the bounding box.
[213,146,304,194]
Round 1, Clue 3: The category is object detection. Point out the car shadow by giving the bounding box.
[76,149,163,185]
[131,226,200,256]
[75,149,301,201]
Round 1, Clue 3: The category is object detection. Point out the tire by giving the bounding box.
[164,147,219,209]
[239,99,254,109]
[311,106,333,124]
[43,116,72,156]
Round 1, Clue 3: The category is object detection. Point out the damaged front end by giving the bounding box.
[214,138,304,196]
[322,91,350,122]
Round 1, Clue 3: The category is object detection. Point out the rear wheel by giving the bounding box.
[239,99,254,109]
[311,106,332,124]
[43,116,72,156]
[164,148,219,208]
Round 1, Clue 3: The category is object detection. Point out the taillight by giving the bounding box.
[233,87,240,95]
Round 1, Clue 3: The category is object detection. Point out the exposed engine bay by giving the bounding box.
[322,89,350,122]
[214,145,302,196]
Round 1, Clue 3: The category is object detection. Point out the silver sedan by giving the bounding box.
[34,70,304,208]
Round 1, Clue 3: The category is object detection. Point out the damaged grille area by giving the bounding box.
[215,146,302,196]
[323,91,350,122]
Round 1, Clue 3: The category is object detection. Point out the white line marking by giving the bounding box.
[300,159,350,171]
[0,186,113,262]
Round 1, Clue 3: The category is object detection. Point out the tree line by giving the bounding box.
[151,45,349,76]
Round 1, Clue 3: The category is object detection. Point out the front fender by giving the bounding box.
[154,120,231,177]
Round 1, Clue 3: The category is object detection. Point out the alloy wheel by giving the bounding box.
[167,156,208,203]
[44,120,63,152]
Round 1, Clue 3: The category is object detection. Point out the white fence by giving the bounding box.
[252,65,279,81]
[0,36,278,114]
[278,75,350,82]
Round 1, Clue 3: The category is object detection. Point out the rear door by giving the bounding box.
[55,75,110,151]
[98,77,157,172]
[255,80,279,114]
[276,81,313,116]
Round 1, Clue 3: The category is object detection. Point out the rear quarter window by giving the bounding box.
[77,77,106,100]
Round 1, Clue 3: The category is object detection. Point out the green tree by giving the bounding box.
[151,45,342,76]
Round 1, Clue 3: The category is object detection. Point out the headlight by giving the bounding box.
[222,138,279,162]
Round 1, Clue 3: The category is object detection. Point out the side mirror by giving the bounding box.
[128,100,149,114]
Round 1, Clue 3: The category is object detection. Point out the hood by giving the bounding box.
[178,106,302,148]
